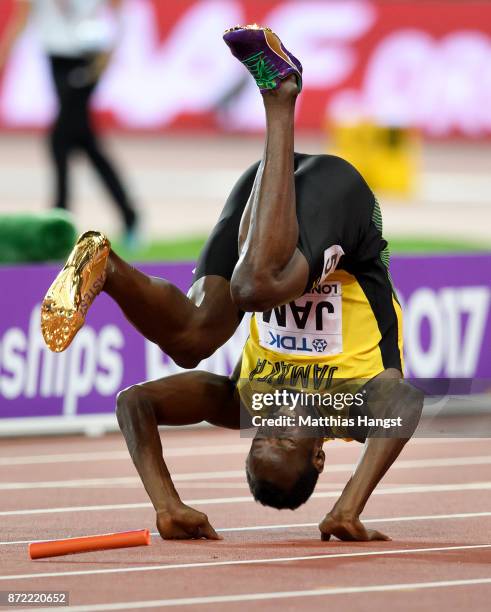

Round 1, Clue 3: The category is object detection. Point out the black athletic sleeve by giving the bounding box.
[193,161,260,283]
[295,154,385,287]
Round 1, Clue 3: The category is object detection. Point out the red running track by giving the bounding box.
[0,429,490,611]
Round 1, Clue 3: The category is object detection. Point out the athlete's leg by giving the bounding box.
[222,26,309,310]
[230,76,309,311]
[104,252,240,367]
[41,233,241,366]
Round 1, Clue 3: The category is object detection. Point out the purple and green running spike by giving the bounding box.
[223,24,303,93]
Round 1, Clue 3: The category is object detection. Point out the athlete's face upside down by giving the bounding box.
[245,408,326,510]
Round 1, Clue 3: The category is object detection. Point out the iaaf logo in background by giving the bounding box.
[1,0,490,136]
[0,304,249,418]
[399,286,490,378]
[0,285,489,415]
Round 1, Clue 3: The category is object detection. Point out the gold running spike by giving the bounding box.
[40,231,110,352]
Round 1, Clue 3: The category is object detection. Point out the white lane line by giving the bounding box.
[0,444,250,467]
[385,455,491,469]
[1,481,490,517]
[3,511,491,547]
[0,470,245,491]
[219,510,491,530]
[3,455,491,490]
[409,438,491,446]
[17,577,491,611]
[3,544,491,583]
[1,437,488,466]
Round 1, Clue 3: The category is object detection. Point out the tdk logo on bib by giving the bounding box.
[267,333,330,353]
[258,286,342,356]
[257,246,344,357]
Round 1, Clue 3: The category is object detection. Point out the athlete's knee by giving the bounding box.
[160,335,217,370]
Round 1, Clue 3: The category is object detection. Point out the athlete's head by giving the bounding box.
[245,423,325,510]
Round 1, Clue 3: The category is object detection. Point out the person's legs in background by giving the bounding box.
[48,56,74,211]
[48,55,139,243]
[75,64,139,243]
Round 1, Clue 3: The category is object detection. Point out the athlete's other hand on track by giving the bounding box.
[319,512,391,542]
[156,503,223,540]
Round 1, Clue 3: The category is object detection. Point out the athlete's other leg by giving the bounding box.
[42,235,241,366]
[230,76,309,311]
[104,252,241,367]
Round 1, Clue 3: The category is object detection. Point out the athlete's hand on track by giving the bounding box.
[319,512,391,542]
[156,504,223,540]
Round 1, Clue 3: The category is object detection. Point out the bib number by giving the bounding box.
[257,282,343,357]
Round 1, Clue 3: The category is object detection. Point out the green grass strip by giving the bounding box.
[112,235,490,263]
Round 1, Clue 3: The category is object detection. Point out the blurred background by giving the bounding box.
[0,0,490,435]
[1,0,490,256]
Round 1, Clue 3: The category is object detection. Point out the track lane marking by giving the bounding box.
[3,455,491,490]
[0,437,487,466]
[1,481,491,517]
[3,544,491,582]
[0,445,250,466]
[0,470,245,490]
[16,577,491,611]
[2,511,491,546]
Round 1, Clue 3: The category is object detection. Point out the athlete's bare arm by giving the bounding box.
[104,252,241,368]
[319,372,424,541]
[116,369,241,540]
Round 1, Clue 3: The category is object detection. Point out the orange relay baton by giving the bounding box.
[29,529,151,560]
